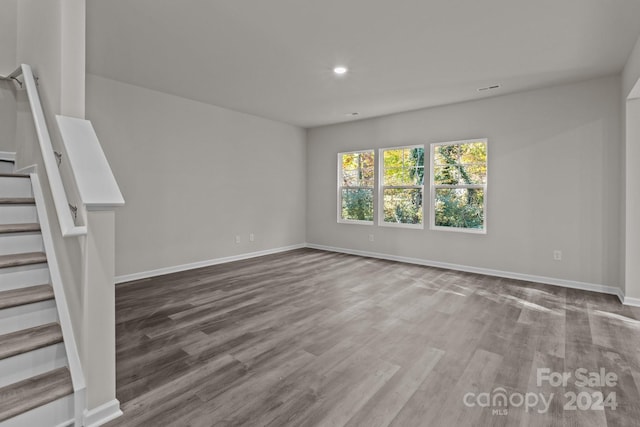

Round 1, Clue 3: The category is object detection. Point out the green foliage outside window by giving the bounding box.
[340,151,374,221]
[382,147,424,225]
[341,188,373,221]
[433,142,486,229]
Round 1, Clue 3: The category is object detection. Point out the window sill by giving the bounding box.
[430,225,486,234]
[338,219,374,226]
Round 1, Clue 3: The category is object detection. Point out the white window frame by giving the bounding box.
[429,138,488,234]
[337,150,375,225]
[378,144,425,229]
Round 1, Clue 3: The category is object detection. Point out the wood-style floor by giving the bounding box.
[107,248,640,427]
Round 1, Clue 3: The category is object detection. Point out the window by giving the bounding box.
[379,145,425,228]
[338,150,375,223]
[430,139,487,233]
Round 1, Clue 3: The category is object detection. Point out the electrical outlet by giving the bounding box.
[369,234,374,242]
[249,233,255,242]
[235,235,241,244]
[553,250,562,261]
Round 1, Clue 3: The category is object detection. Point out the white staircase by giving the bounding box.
[0,163,75,426]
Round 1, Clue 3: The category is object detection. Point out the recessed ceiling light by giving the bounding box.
[333,66,348,75]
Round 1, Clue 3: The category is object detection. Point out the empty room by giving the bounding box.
[1,0,640,426]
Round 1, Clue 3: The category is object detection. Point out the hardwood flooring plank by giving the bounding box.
[344,346,444,427]
[105,249,640,427]
[113,354,235,425]
[437,348,504,427]
[295,347,400,427]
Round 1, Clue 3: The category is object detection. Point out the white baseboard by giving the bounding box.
[83,399,122,427]
[113,241,636,307]
[306,243,627,302]
[115,243,306,284]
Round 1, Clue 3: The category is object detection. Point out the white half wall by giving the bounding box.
[307,76,622,290]
[85,74,307,278]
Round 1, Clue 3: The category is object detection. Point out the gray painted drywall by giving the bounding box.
[307,75,622,289]
[623,34,640,99]
[0,84,16,153]
[0,0,17,153]
[626,98,640,299]
[85,74,307,278]
[623,35,640,300]
[0,0,16,73]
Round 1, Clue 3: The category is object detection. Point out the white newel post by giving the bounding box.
[82,208,121,425]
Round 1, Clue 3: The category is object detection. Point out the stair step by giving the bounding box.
[0,367,73,423]
[0,342,67,389]
[0,223,40,234]
[0,205,38,224]
[0,252,46,269]
[0,265,50,292]
[0,285,53,310]
[0,299,58,336]
[0,198,35,205]
[0,323,62,361]
[0,161,16,174]
[0,234,44,257]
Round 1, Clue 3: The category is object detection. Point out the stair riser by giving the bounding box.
[0,234,44,256]
[0,394,74,427]
[0,178,32,198]
[0,206,37,224]
[0,265,50,291]
[0,343,67,388]
[0,300,58,335]
[0,162,14,175]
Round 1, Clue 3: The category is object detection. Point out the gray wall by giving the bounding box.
[0,0,16,73]
[0,84,16,154]
[623,34,640,98]
[626,98,640,299]
[0,0,16,153]
[307,75,622,289]
[624,35,640,300]
[86,74,307,278]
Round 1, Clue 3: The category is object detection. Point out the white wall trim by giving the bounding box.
[306,243,627,302]
[83,399,122,427]
[623,295,640,307]
[0,151,16,162]
[55,115,124,208]
[115,244,307,284]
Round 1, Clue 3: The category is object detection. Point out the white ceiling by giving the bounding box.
[86,0,640,128]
